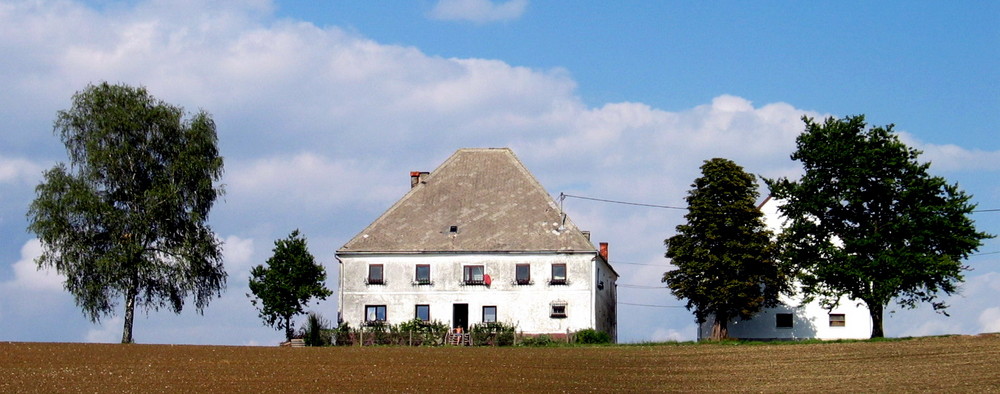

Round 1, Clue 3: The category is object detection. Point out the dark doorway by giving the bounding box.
[452,303,469,331]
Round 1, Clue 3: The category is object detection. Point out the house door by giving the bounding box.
[452,303,469,331]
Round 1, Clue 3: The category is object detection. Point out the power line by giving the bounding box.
[611,260,669,267]
[561,192,999,214]
[560,193,686,210]
[619,283,667,289]
[619,302,686,308]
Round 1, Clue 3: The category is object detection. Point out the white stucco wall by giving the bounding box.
[699,197,873,340]
[698,286,873,340]
[338,252,616,338]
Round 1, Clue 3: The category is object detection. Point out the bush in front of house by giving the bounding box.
[519,334,557,347]
[334,319,449,346]
[574,328,612,344]
[300,312,334,346]
[469,321,517,346]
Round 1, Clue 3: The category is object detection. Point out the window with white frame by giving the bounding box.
[829,313,846,327]
[550,302,567,318]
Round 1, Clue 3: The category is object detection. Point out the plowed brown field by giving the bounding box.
[2,335,999,392]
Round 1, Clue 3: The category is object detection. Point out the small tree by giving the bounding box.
[766,115,992,338]
[27,82,226,344]
[663,158,788,340]
[248,230,332,341]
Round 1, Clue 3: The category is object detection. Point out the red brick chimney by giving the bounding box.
[599,242,608,262]
[410,171,429,188]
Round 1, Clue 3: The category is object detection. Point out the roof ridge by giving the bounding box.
[338,148,596,253]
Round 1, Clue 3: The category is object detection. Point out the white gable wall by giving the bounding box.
[338,252,613,338]
[698,288,872,341]
[699,197,873,340]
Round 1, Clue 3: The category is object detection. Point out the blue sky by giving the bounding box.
[0,0,997,345]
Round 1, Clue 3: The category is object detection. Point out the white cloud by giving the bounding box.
[221,235,255,276]
[85,317,123,343]
[651,326,690,342]
[898,132,1000,173]
[429,0,528,23]
[978,307,1000,333]
[0,155,43,185]
[9,239,64,292]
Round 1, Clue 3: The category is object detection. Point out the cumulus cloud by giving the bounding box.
[898,132,1000,173]
[8,239,64,292]
[0,155,44,185]
[651,326,691,342]
[221,235,255,277]
[978,307,1000,333]
[428,0,528,23]
[85,317,123,343]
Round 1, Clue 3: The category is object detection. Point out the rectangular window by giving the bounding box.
[829,313,846,327]
[415,264,431,284]
[483,306,497,323]
[367,264,384,285]
[464,265,485,285]
[365,305,387,323]
[550,302,567,318]
[551,264,567,285]
[516,264,531,285]
[776,313,793,328]
[415,305,430,321]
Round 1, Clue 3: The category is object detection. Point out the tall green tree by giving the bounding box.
[248,230,332,342]
[766,115,992,338]
[663,158,787,340]
[27,82,226,344]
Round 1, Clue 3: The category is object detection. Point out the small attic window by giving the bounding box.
[449,226,458,233]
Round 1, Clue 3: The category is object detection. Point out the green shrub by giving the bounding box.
[574,329,611,344]
[301,312,333,346]
[469,322,517,346]
[520,334,556,347]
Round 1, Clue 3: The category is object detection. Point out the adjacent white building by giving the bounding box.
[337,148,618,341]
[697,196,872,340]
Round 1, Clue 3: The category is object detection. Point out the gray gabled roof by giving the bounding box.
[338,148,596,254]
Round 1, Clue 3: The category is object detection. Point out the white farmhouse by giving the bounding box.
[697,196,872,340]
[336,148,618,341]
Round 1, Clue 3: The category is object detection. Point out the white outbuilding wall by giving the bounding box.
[702,196,873,340]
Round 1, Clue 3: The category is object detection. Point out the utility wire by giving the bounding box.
[619,302,686,308]
[619,283,667,289]
[560,193,686,210]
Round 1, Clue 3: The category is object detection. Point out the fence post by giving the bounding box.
[360,330,364,346]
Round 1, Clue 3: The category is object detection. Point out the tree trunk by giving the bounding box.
[869,302,885,338]
[121,287,137,344]
[284,314,294,342]
[710,314,729,341]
